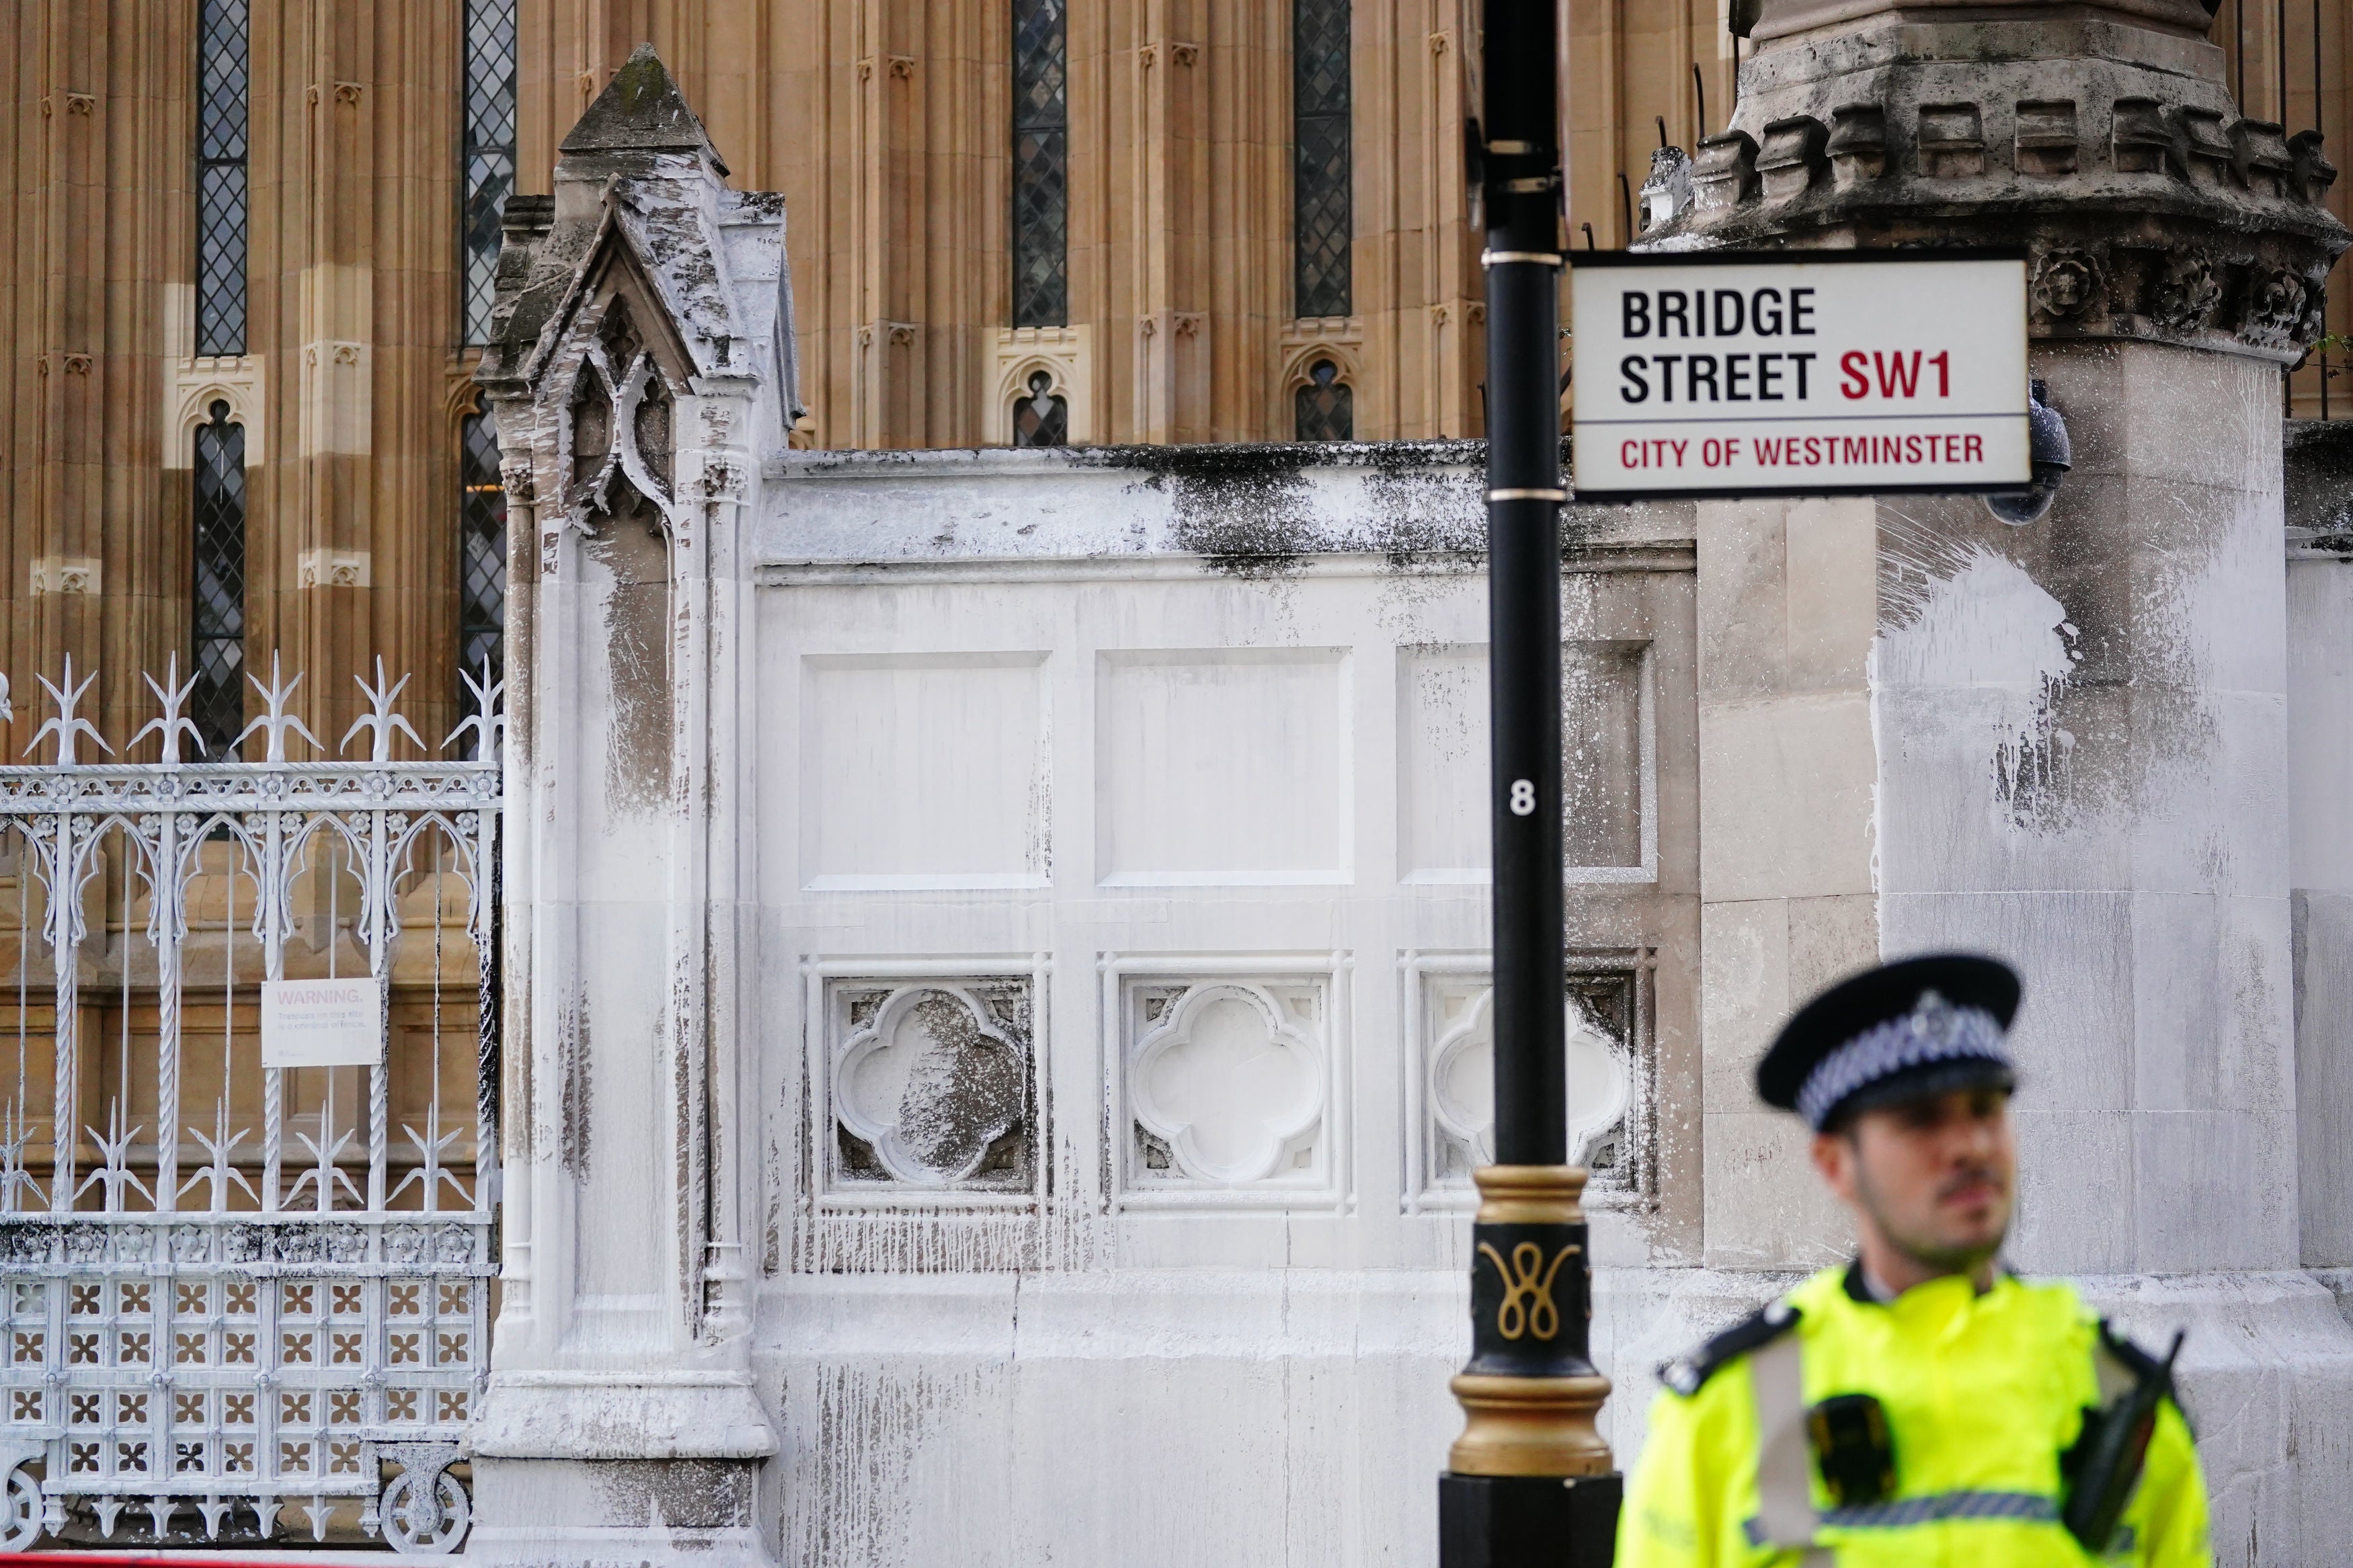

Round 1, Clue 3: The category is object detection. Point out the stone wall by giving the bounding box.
[0,3,486,764]
[746,442,1721,1567]
[477,40,2353,1568]
[2287,420,2353,1280]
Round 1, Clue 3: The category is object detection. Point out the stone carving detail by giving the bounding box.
[1425,979,1633,1188]
[2296,274,2330,345]
[1916,103,1987,178]
[2112,98,2171,174]
[1635,42,2348,363]
[828,982,1033,1192]
[1757,116,1829,202]
[2290,130,2339,204]
[1691,132,1759,210]
[563,300,674,526]
[498,456,535,505]
[2145,250,2223,331]
[2031,249,2102,320]
[2233,119,2294,198]
[1825,104,1887,187]
[701,453,748,503]
[2179,108,2234,186]
[2243,268,2310,349]
[2014,99,2079,177]
[1127,981,1327,1189]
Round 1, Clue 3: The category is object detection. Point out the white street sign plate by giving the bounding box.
[262,977,384,1068]
[1570,251,2030,501]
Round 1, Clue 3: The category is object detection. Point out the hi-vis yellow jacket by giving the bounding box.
[1617,1265,2210,1567]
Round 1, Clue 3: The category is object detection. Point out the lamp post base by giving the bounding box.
[1447,1372,1614,1476]
[1439,1166,1622,1563]
[1439,1472,1623,1567]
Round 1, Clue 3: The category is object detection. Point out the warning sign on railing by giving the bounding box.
[1570,250,2030,501]
[261,977,385,1068]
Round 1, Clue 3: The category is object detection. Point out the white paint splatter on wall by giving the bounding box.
[1874,542,2079,833]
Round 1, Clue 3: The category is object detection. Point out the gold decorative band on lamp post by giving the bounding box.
[1447,1373,1615,1478]
[1439,1166,1620,1561]
[1447,1166,1615,1477]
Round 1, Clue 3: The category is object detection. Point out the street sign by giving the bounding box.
[1570,250,2030,501]
[262,977,384,1068]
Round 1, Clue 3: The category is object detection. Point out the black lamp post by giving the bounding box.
[1437,2,1620,1562]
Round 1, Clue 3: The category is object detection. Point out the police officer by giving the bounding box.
[1617,954,2211,1566]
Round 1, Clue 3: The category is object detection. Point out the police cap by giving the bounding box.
[1757,954,2021,1131]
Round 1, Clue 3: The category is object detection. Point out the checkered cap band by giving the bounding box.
[1794,991,2011,1130]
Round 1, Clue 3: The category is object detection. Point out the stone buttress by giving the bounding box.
[470,46,797,1565]
[1645,1,2353,1561]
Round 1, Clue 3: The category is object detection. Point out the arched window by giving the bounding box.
[1013,369,1069,447]
[1295,358,1353,442]
[192,401,247,759]
[1012,0,1069,328]
[459,407,508,730]
[463,0,519,345]
[1293,0,1352,320]
[195,0,249,356]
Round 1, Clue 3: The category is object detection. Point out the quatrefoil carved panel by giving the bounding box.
[1429,986,1630,1177]
[1130,983,1326,1186]
[832,985,1031,1189]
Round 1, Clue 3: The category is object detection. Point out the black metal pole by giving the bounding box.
[1482,5,1567,1172]
[1437,5,1618,1565]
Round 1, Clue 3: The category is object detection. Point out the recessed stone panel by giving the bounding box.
[1396,641,1653,882]
[1095,649,1350,885]
[800,653,1049,890]
[1397,645,1489,881]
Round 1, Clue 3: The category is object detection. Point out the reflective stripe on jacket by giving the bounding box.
[1617,1266,2212,1567]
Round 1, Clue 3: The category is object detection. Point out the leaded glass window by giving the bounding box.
[1012,0,1069,329]
[1013,370,1068,447]
[1295,358,1353,442]
[459,409,507,727]
[192,402,247,759]
[463,0,519,345]
[196,0,249,357]
[1293,0,1351,320]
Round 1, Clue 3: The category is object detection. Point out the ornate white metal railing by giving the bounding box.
[0,657,501,1553]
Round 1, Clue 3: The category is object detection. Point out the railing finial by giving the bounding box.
[28,655,111,766]
[444,659,507,760]
[343,655,425,764]
[132,654,206,766]
[234,650,319,764]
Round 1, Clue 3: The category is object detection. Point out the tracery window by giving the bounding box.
[1295,358,1353,442]
[192,401,247,759]
[463,0,520,345]
[196,0,250,356]
[1012,0,1069,328]
[1293,0,1352,321]
[1013,370,1069,447]
[458,409,508,718]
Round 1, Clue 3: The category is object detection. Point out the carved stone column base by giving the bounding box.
[467,1456,769,1567]
[469,1374,779,1564]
